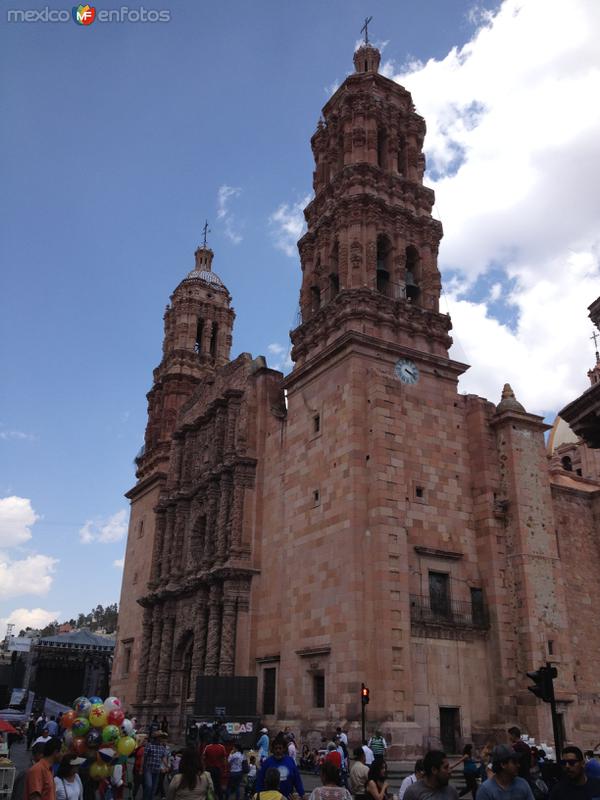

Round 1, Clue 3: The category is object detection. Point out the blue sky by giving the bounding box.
[2,0,600,635]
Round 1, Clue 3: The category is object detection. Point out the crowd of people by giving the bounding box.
[8,715,600,800]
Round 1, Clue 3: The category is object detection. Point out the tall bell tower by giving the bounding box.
[291,41,451,368]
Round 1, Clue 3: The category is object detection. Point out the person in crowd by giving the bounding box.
[550,747,600,800]
[27,717,37,750]
[245,756,257,800]
[405,750,458,800]
[366,734,387,761]
[508,728,531,782]
[54,755,84,800]
[46,718,59,738]
[33,728,51,748]
[336,730,348,750]
[349,747,370,800]
[256,730,270,767]
[477,744,534,800]
[584,753,600,781]
[456,745,479,800]
[479,745,493,783]
[361,743,374,768]
[25,737,63,800]
[287,737,297,765]
[309,760,352,800]
[254,734,305,799]
[143,730,168,800]
[399,760,424,800]
[325,743,342,775]
[252,768,284,800]
[300,748,314,771]
[365,759,389,800]
[166,747,215,800]
[227,742,245,800]
[134,740,146,800]
[203,734,227,800]
[12,743,45,800]
[160,718,170,736]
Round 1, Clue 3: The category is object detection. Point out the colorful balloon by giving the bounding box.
[102,725,120,744]
[72,717,90,737]
[86,729,102,748]
[107,709,125,726]
[61,710,77,729]
[116,736,136,757]
[73,697,92,717]
[119,719,134,737]
[90,762,111,780]
[88,696,103,705]
[103,696,122,714]
[89,704,108,728]
[73,737,88,756]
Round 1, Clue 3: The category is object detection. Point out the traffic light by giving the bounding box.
[361,684,370,704]
[527,665,557,703]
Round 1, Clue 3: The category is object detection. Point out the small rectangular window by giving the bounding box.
[313,674,325,708]
[123,645,132,676]
[548,640,554,655]
[313,414,321,433]
[470,588,485,626]
[429,572,450,618]
[415,486,424,499]
[138,519,144,538]
[312,489,320,506]
[263,667,276,715]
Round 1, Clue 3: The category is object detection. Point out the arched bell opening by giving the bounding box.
[329,240,340,300]
[376,234,392,297]
[405,245,421,304]
[377,127,388,170]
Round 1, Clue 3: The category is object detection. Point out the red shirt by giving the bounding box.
[204,743,227,770]
[325,752,342,770]
[25,759,56,800]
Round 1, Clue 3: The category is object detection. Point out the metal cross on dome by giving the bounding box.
[361,16,373,45]
[591,329,599,361]
[202,220,211,249]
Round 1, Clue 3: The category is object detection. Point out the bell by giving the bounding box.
[405,270,420,301]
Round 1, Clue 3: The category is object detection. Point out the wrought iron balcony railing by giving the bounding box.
[409,594,490,630]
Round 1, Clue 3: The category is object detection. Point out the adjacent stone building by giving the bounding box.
[112,42,600,753]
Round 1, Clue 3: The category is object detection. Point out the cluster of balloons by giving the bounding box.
[60,695,137,780]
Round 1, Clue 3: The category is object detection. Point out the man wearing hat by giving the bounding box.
[257,728,270,765]
[477,745,535,800]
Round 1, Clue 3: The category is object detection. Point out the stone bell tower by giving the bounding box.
[291,40,450,368]
[111,241,234,709]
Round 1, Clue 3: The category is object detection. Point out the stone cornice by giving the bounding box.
[138,564,259,607]
[490,408,551,433]
[126,470,167,500]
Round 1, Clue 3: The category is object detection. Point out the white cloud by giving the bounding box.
[0,554,58,599]
[0,427,35,441]
[0,496,39,548]
[113,558,125,569]
[79,509,128,544]
[1,607,60,636]
[388,0,600,413]
[268,195,311,258]
[216,184,243,244]
[267,342,293,374]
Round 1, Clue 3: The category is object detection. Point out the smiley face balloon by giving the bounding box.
[89,703,108,728]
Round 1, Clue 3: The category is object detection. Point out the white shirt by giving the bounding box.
[33,735,51,746]
[288,742,297,762]
[399,774,417,800]
[362,745,374,766]
[339,733,348,747]
[55,775,83,800]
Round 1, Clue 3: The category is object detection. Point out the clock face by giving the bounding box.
[394,358,419,385]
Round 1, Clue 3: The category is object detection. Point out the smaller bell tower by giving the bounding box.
[136,243,235,481]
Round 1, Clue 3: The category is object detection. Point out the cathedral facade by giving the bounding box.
[111,43,600,754]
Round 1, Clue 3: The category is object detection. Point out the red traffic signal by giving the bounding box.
[361,684,370,704]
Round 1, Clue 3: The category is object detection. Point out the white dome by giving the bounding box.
[184,268,226,290]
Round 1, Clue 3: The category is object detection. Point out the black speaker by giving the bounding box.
[194,676,257,716]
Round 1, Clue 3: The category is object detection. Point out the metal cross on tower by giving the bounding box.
[591,330,600,362]
[361,16,373,45]
[202,220,211,249]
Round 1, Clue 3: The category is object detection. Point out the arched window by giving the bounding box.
[310,285,321,313]
[561,455,573,472]
[329,241,340,299]
[195,318,204,353]
[376,235,392,296]
[210,322,218,358]
[377,128,387,169]
[405,245,421,303]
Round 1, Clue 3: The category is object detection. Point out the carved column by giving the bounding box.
[204,585,222,676]
[146,607,163,702]
[136,606,153,704]
[224,401,239,455]
[157,616,176,702]
[150,511,166,586]
[215,475,233,564]
[174,500,190,574]
[191,589,209,691]
[215,406,227,462]
[163,506,176,578]
[203,482,219,565]
[230,482,245,551]
[167,434,184,491]
[219,589,238,677]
